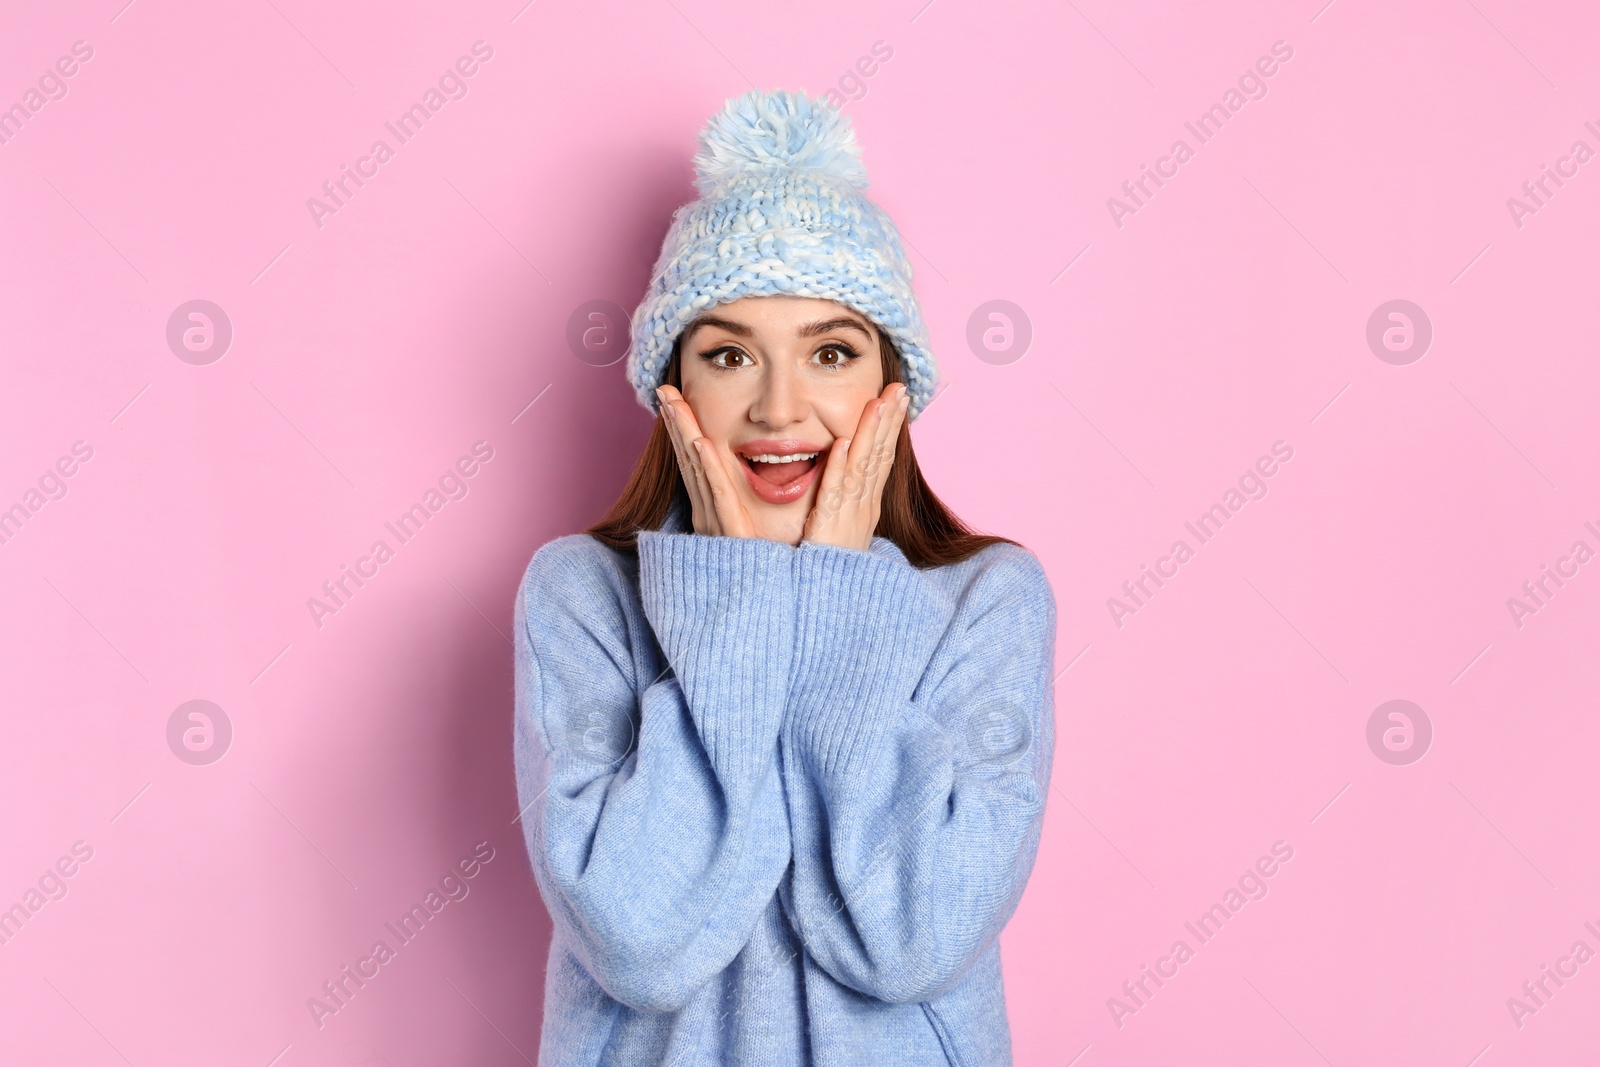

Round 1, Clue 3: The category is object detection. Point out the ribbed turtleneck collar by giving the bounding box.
[657,494,907,565]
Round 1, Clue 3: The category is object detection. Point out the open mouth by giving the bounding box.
[734,444,826,505]
[739,450,820,487]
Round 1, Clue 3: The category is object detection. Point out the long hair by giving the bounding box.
[585,330,1018,568]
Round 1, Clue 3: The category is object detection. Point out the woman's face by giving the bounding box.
[676,295,888,544]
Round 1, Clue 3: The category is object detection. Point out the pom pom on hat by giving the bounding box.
[691,89,870,193]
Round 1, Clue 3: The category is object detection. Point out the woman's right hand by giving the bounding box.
[656,385,757,538]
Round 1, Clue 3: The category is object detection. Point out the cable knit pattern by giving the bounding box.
[624,88,939,420]
[512,500,1057,1065]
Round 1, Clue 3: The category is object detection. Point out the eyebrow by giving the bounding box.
[682,314,872,345]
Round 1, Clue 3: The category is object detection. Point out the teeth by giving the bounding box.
[746,452,818,464]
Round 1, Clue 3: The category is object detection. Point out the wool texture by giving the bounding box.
[624,88,940,421]
[512,498,1057,1065]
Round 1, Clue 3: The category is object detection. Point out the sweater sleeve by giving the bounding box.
[776,540,1057,1005]
[512,531,797,1013]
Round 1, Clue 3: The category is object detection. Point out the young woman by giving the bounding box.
[513,89,1058,1066]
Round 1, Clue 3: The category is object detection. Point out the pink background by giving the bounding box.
[3,0,1597,1063]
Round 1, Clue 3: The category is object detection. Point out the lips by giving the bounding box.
[735,440,826,506]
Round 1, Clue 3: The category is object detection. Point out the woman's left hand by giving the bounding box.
[801,382,909,553]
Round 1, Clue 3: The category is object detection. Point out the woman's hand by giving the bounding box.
[656,385,758,538]
[802,383,909,553]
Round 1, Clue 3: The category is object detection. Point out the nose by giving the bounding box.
[749,359,804,428]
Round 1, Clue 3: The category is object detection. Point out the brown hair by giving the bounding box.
[584,330,1019,568]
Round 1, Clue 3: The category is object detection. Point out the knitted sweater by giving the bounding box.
[511,498,1057,1066]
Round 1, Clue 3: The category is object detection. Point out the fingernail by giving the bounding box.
[664,402,676,420]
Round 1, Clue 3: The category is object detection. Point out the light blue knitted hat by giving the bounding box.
[625,88,938,420]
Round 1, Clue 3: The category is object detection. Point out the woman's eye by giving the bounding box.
[815,344,858,367]
[704,348,749,369]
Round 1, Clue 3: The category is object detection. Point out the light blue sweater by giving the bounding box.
[512,497,1057,1066]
